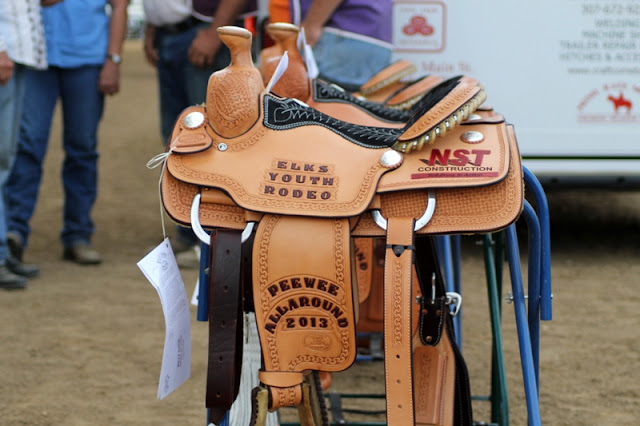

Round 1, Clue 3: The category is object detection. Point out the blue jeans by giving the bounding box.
[155,22,232,143]
[155,22,231,245]
[0,64,27,264]
[313,31,392,88]
[6,65,104,249]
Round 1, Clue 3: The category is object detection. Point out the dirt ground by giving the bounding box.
[1,40,639,425]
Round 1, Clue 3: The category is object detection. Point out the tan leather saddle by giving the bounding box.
[160,26,523,426]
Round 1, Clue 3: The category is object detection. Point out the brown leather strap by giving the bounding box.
[206,229,244,424]
[383,216,417,425]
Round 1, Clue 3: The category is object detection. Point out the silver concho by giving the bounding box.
[461,131,484,144]
[466,113,482,121]
[380,150,403,168]
[183,111,205,129]
[218,143,228,152]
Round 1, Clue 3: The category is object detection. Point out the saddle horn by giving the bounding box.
[206,26,264,139]
[260,23,310,100]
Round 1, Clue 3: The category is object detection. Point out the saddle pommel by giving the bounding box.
[260,23,310,101]
[206,26,263,139]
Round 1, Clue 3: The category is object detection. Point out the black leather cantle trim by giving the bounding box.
[263,94,402,149]
[312,80,411,123]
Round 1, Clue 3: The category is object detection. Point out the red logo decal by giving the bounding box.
[607,93,633,113]
[402,16,434,36]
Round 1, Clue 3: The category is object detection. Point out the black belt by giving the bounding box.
[156,16,202,34]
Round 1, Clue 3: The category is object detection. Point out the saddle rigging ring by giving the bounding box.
[190,193,255,245]
[371,190,436,231]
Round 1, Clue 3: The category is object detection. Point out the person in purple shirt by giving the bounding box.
[290,0,393,88]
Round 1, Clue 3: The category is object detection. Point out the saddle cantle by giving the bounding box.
[159,25,524,426]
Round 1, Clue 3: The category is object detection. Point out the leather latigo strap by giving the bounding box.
[252,215,357,410]
[206,229,244,425]
[383,216,417,425]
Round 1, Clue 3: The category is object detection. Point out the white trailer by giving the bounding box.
[392,0,640,188]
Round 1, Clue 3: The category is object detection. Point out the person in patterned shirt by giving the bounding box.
[0,0,62,289]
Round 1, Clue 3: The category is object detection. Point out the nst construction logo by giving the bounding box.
[577,82,640,123]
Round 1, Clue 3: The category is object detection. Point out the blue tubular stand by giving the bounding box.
[521,200,542,387]
[505,224,541,426]
[523,166,552,321]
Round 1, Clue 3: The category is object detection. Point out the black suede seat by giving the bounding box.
[264,94,402,148]
[312,80,412,123]
[264,76,468,150]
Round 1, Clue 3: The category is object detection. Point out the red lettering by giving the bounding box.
[450,149,470,166]
[471,149,491,165]
[429,149,450,165]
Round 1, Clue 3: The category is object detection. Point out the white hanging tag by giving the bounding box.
[265,51,289,93]
[297,28,319,79]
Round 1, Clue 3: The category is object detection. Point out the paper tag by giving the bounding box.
[266,51,289,93]
[297,27,319,79]
[137,238,191,399]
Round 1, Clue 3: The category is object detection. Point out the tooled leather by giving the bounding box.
[383,217,416,426]
[377,120,509,192]
[170,151,387,216]
[399,81,481,142]
[353,238,373,303]
[253,216,357,377]
[359,59,416,94]
[207,69,263,138]
[385,75,444,107]
[351,125,523,237]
